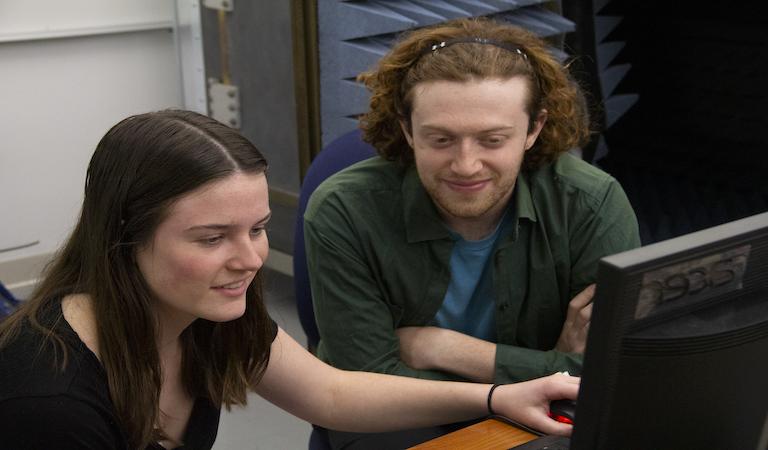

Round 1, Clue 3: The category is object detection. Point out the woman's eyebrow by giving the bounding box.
[185,223,231,232]
[256,212,272,225]
[185,212,272,232]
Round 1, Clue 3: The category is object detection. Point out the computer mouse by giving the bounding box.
[548,399,576,424]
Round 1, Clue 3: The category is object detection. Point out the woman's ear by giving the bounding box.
[525,109,548,151]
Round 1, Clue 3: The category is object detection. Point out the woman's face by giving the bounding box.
[136,172,270,328]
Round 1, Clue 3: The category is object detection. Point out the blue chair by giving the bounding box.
[0,280,20,319]
[292,128,376,450]
[293,128,377,351]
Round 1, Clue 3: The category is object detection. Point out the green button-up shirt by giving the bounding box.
[304,153,640,383]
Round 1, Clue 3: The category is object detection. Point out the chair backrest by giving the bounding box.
[292,129,377,350]
[0,280,20,319]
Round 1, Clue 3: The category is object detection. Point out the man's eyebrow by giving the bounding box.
[420,124,517,133]
[185,212,272,232]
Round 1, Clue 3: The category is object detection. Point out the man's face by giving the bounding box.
[403,77,546,234]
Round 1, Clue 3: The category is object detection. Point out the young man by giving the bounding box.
[304,17,640,448]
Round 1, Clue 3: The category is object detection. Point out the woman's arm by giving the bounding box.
[253,328,578,436]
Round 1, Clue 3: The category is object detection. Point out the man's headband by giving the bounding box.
[416,37,529,61]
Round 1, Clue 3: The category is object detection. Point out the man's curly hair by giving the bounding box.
[357,17,592,171]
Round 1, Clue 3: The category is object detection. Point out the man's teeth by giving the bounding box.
[219,281,242,289]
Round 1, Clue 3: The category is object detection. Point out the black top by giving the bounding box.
[0,302,277,449]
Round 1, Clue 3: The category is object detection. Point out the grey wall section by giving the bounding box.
[202,2,300,193]
[317,0,575,148]
[201,3,299,253]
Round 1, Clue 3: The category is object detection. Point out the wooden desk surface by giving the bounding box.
[409,418,538,449]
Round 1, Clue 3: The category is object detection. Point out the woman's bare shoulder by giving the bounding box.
[61,293,100,360]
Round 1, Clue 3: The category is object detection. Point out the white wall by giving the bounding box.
[0,0,183,290]
[0,1,174,35]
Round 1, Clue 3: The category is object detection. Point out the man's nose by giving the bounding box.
[450,140,482,176]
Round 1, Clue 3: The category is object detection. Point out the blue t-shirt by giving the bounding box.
[432,213,510,341]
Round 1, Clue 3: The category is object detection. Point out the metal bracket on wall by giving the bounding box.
[202,0,233,12]
[208,80,240,128]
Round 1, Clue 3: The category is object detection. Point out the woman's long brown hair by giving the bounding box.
[0,110,274,448]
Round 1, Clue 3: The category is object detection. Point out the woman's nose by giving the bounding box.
[230,239,264,271]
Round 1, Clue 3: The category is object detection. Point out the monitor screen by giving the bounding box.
[571,211,768,450]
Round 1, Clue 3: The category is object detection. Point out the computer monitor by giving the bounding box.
[571,211,768,450]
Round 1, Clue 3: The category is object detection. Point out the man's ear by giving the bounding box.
[400,119,414,148]
[525,109,548,151]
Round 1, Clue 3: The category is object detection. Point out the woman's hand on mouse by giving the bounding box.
[491,373,580,436]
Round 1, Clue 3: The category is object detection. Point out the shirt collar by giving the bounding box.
[513,170,537,223]
[500,170,537,244]
[402,166,451,243]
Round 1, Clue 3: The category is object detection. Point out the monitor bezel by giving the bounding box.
[571,211,768,450]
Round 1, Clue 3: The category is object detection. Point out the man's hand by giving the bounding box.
[554,284,595,354]
[396,326,496,382]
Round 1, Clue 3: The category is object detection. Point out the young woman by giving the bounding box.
[0,110,578,449]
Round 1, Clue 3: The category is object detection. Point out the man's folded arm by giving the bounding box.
[395,326,583,384]
[305,202,462,382]
[495,344,583,383]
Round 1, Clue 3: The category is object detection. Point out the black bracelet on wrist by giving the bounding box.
[487,383,501,416]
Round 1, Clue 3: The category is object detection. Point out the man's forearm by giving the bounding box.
[432,329,497,382]
[397,327,496,383]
